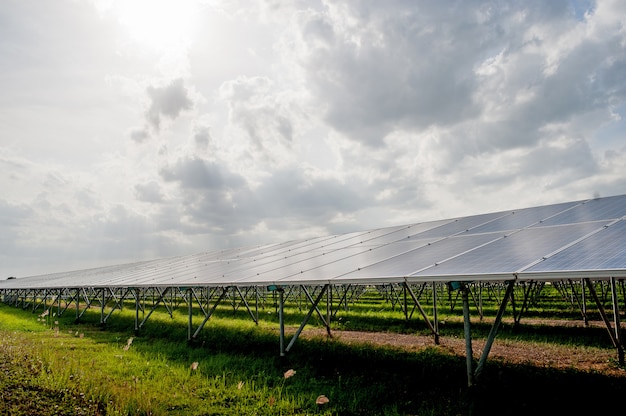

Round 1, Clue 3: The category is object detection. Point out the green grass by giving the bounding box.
[1,284,625,415]
[1,303,463,415]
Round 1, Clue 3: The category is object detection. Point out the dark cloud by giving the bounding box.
[294,2,492,146]
[156,155,255,234]
[130,127,150,143]
[159,156,245,190]
[255,168,367,219]
[149,146,376,237]
[193,125,211,150]
[160,160,372,237]
[290,0,626,159]
[134,181,164,203]
[146,78,193,131]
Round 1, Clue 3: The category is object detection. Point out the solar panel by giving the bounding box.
[524,219,626,272]
[535,194,626,227]
[404,212,506,239]
[1,193,625,289]
[412,221,610,278]
[331,233,502,282]
[465,201,580,234]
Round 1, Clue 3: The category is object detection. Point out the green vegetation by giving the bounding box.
[0,284,624,415]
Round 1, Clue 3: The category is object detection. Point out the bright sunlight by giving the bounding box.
[112,0,199,52]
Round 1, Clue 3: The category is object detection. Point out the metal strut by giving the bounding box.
[191,286,229,340]
[403,281,440,344]
[459,280,516,387]
[285,284,330,354]
[585,278,625,366]
[474,280,515,381]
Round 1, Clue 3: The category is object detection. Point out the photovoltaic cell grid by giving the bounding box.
[1,194,626,289]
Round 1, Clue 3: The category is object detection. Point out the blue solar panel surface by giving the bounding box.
[1,194,625,288]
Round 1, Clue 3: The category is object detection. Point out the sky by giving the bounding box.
[1,0,625,278]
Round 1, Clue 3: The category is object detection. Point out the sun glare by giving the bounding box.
[113,0,198,52]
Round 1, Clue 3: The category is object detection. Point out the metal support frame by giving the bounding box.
[191,286,229,340]
[137,287,171,330]
[567,279,590,323]
[278,287,285,356]
[512,280,536,326]
[102,288,132,324]
[461,284,474,387]
[458,280,516,387]
[285,284,330,354]
[188,288,193,341]
[584,278,624,366]
[330,284,359,318]
[403,282,439,344]
[133,288,141,332]
[1,278,624,382]
[609,277,624,365]
[474,280,515,380]
[234,286,259,324]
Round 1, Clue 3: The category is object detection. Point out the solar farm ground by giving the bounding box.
[1,284,624,415]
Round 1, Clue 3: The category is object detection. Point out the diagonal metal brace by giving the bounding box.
[138,287,171,330]
[474,279,515,381]
[191,286,229,339]
[235,286,258,324]
[285,284,329,353]
[403,282,440,344]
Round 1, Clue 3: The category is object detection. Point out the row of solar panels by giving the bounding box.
[2,194,626,289]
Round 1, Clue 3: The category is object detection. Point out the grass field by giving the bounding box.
[1,284,624,415]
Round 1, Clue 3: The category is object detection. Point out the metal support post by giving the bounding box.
[326,284,331,331]
[610,277,624,366]
[433,282,439,344]
[100,288,106,324]
[475,280,515,380]
[285,284,329,353]
[192,286,229,339]
[586,278,623,365]
[461,284,474,387]
[278,288,285,356]
[582,279,588,325]
[255,286,259,323]
[75,289,80,322]
[403,282,439,343]
[134,288,140,333]
[188,288,193,341]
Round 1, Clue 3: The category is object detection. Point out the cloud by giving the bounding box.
[0,199,32,228]
[287,2,491,146]
[3,0,626,278]
[254,167,367,221]
[219,76,298,158]
[281,0,626,167]
[145,78,193,131]
[156,151,373,238]
[193,124,211,151]
[130,127,151,143]
[159,155,245,190]
[134,181,164,203]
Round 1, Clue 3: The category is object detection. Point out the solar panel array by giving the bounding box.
[2,194,626,290]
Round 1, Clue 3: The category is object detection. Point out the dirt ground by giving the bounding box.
[298,318,626,378]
